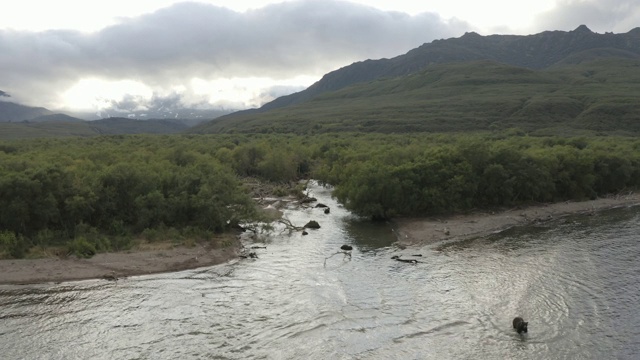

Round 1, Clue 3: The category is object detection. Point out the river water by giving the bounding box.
[1,183,639,359]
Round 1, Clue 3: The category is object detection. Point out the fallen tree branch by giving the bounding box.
[324,251,352,267]
[278,218,305,233]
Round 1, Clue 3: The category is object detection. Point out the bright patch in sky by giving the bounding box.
[60,75,317,111]
[190,75,318,108]
[61,79,153,111]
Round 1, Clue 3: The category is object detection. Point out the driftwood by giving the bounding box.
[323,245,353,267]
[391,255,419,264]
[278,218,306,232]
[299,183,316,205]
[323,251,352,267]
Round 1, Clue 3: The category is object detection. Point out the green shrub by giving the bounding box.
[67,237,97,258]
[0,231,28,259]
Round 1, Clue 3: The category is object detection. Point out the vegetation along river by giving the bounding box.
[1,183,639,359]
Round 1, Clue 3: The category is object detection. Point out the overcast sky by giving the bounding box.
[0,0,638,115]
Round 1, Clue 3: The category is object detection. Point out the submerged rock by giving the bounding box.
[304,220,321,229]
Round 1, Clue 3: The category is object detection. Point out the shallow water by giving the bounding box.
[1,184,639,359]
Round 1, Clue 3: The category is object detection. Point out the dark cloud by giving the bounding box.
[0,0,468,110]
[533,0,640,33]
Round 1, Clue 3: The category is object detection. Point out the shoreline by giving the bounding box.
[392,192,640,246]
[0,239,242,286]
[2,192,639,286]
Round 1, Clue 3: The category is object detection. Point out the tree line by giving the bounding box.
[1,132,639,258]
[316,134,640,219]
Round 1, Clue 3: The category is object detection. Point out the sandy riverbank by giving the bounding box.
[392,192,640,246]
[0,239,242,285]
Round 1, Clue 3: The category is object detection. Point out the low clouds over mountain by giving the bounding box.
[0,0,468,111]
[534,0,640,33]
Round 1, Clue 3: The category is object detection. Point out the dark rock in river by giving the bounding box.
[304,220,321,229]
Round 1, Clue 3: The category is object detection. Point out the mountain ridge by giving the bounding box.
[0,101,55,122]
[193,56,640,135]
[227,25,640,117]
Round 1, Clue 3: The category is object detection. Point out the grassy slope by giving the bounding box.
[194,58,640,135]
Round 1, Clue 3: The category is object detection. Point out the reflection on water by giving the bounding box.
[1,185,639,359]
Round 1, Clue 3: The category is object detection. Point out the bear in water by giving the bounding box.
[513,317,528,334]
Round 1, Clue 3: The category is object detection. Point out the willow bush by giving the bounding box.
[1,132,639,258]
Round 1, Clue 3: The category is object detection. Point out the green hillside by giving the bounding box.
[228,26,640,113]
[192,58,640,135]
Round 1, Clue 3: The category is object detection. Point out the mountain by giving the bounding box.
[75,108,235,122]
[88,117,189,134]
[0,97,228,138]
[0,117,194,139]
[194,25,640,134]
[27,113,85,123]
[0,101,55,122]
[191,57,640,136]
[266,25,640,110]
[0,85,236,123]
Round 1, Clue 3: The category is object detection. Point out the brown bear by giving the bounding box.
[513,317,528,334]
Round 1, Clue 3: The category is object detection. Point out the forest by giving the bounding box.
[1,132,639,259]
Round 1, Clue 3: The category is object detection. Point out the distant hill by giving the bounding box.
[74,108,235,122]
[0,101,55,122]
[193,57,640,136]
[27,113,85,123]
[0,88,233,138]
[0,122,98,139]
[0,102,224,139]
[89,117,189,135]
[196,25,640,134]
[0,117,194,139]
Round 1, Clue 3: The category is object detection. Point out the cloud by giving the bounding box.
[0,0,469,111]
[532,0,640,33]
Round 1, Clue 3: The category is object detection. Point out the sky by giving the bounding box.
[0,0,638,117]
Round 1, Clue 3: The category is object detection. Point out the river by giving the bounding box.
[1,183,639,359]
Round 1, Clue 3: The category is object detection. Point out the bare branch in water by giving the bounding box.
[323,251,352,267]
